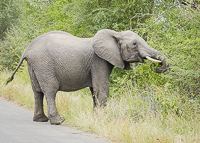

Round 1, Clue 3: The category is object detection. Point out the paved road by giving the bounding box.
[0,97,110,143]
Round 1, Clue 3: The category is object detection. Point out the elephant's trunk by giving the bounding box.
[151,50,168,73]
[155,57,168,73]
[139,46,168,73]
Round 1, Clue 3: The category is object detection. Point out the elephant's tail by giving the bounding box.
[6,56,26,85]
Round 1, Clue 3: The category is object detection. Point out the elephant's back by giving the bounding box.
[25,31,93,61]
[26,31,85,50]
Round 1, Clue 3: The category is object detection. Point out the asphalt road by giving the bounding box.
[0,97,110,143]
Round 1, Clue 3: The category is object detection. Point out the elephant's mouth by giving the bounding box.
[124,52,144,63]
[125,51,163,64]
[124,51,168,73]
[127,55,162,64]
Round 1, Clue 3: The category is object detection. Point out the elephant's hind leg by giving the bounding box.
[28,64,48,122]
[33,91,49,122]
[44,91,65,125]
[29,62,64,125]
[32,69,65,125]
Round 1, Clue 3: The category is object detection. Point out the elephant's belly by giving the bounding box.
[57,72,92,92]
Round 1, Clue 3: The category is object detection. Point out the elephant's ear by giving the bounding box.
[92,29,124,69]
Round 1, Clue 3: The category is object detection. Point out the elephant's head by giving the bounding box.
[92,29,168,73]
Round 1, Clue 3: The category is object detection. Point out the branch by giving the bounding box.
[130,13,157,20]
[179,0,200,9]
[179,30,200,37]
[154,4,179,22]
[181,2,200,16]
[179,5,200,24]
[130,4,178,31]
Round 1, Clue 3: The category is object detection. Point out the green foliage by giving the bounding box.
[0,0,21,40]
[109,0,200,116]
[0,0,73,70]
[144,1,200,99]
[20,0,73,38]
[0,26,28,70]
[0,0,22,68]
[70,0,154,37]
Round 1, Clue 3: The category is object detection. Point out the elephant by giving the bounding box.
[7,29,168,125]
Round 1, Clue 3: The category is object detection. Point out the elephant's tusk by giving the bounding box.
[145,56,162,63]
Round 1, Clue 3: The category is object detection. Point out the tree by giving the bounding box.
[70,0,155,37]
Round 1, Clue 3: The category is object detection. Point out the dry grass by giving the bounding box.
[0,70,34,109]
[1,70,200,143]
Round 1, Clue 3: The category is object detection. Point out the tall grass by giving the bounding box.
[0,70,200,143]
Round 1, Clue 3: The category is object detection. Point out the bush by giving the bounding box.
[0,26,28,70]
[0,0,21,40]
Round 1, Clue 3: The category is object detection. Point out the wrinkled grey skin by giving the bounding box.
[7,29,168,125]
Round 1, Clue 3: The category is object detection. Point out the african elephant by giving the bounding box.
[7,29,168,125]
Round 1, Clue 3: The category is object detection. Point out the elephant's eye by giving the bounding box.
[132,42,137,46]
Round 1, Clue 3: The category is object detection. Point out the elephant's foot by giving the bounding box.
[33,114,49,122]
[49,115,65,125]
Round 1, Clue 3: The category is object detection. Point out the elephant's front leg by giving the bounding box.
[90,87,108,107]
[91,58,113,108]
[91,70,111,107]
[45,92,65,125]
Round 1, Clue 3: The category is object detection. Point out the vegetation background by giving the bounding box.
[0,0,200,142]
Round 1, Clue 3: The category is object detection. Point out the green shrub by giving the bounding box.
[0,0,21,40]
[0,26,28,70]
